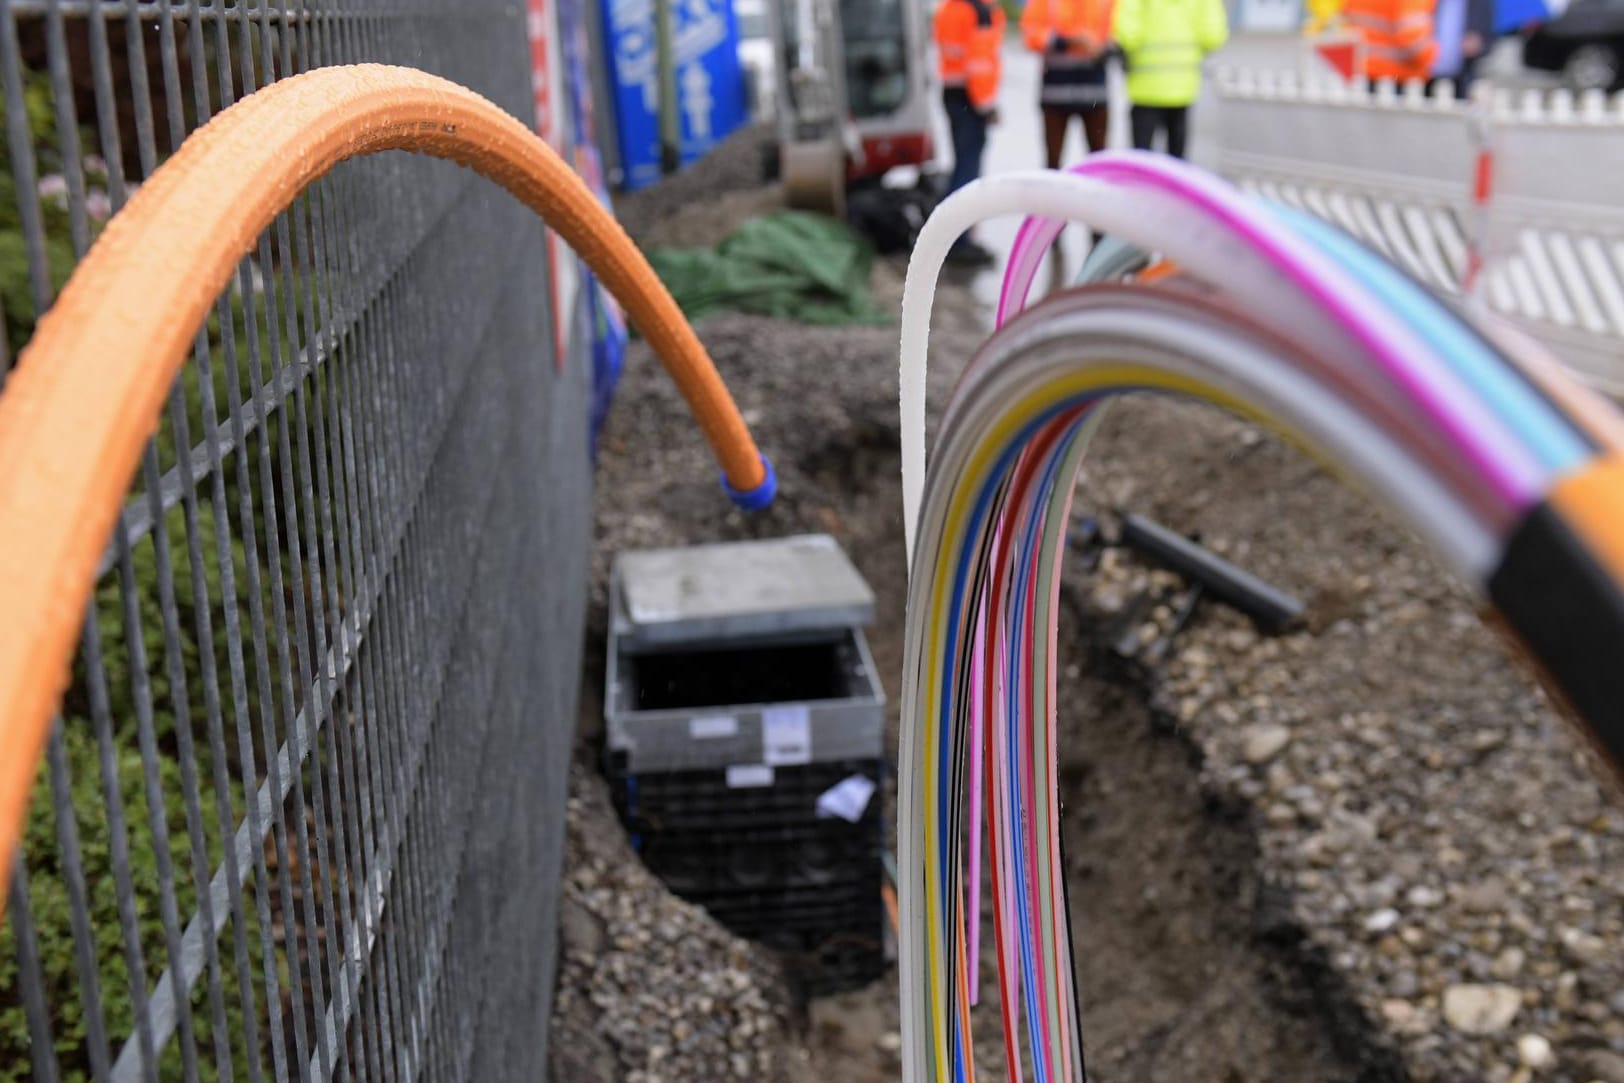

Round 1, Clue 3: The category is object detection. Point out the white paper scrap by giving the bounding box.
[816,774,876,823]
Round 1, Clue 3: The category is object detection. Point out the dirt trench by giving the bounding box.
[556,130,1623,1079]
[556,293,1397,1078]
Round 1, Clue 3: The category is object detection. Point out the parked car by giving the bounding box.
[1523,0,1624,91]
[736,0,778,120]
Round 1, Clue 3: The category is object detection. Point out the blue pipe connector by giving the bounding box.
[722,454,777,511]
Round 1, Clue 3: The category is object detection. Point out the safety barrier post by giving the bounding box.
[1462,84,1499,304]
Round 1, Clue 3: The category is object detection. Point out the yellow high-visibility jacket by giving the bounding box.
[1112,0,1230,107]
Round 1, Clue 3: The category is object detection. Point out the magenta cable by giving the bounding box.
[990,152,1542,512]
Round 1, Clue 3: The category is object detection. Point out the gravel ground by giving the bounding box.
[548,761,814,1083]
[550,165,1623,1081]
[1067,399,1624,1083]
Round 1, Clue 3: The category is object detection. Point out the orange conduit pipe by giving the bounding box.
[0,64,773,900]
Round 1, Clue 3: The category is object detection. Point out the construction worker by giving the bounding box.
[1021,0,1116,169]
[1112,0,1230,160]
[1427,0,1493,96]
[1343,0,1439,84]
[1305,0,1344,36]
[935,0,1005,266]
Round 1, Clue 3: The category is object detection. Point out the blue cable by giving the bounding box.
[1266,202,1589,475]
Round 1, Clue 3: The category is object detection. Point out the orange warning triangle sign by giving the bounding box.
[1315,41,1360,80]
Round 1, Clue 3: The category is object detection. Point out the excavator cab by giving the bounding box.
[770,0,935,215]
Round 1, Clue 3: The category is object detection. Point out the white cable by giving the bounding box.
[897,171,1543,568]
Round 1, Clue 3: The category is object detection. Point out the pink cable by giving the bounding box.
[995,213,1058,327]
[990,152,1540,510]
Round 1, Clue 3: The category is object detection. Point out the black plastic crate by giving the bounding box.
[605,755,888,996]
[615,756,886,833]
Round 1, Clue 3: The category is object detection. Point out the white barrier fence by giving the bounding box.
[1213,68,1624,393]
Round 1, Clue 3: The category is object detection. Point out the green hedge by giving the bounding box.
[0,68,319,1080]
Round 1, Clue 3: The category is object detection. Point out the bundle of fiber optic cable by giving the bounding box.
[893,151,1624,1083]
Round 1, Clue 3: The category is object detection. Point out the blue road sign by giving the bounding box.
[602,0,748,190]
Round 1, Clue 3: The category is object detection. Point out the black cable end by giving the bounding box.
[1488,502,1624,778]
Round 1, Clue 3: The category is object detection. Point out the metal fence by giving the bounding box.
[0,2,591,1080]
[1212,69,1624,394]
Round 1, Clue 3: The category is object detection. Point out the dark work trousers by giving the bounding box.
[1425,57,1481,99]
[1130,104,1190,159]
[943,86,989,195]
[1042,103,1109,169]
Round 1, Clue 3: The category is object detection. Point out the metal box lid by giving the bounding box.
[613,533,875,648]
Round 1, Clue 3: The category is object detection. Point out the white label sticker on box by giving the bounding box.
[761,705,812,766]
[689,714,738,740]
[725,764,775,789]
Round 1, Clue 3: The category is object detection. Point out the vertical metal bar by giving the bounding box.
[107,515,205,1083]
[382,278,437,1082]
[0,1,56,331]
[398,273,445,1080]
[358,274,407,1083]
[81,613,162,1083]
[40,0,89,253]
[356,272,404,1083]
[45,725,116,1080]
[8,860,63,1083]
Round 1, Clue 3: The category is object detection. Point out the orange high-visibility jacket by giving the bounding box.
[1344,0,1438,82]
[936,0,1006,111]
[1020,0,1115,58]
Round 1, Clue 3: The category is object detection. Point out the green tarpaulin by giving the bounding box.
[646,211,890,326]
